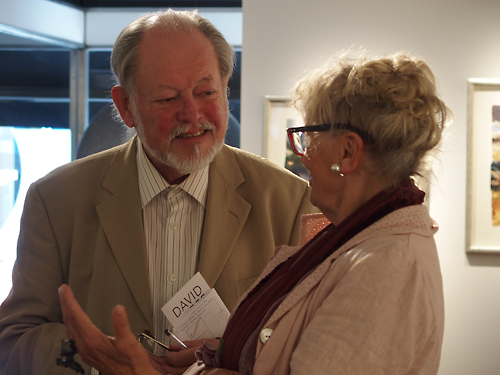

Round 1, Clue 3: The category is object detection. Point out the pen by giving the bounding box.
[165,329,188,350]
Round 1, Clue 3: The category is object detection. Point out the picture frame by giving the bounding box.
[466,79,500,253]
[262,96,310,180]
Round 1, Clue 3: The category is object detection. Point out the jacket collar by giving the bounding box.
[96,137,153,326]
[198,145,251,287]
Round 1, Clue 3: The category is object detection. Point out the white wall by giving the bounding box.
[241,0,500,374]
[86,8,242,47]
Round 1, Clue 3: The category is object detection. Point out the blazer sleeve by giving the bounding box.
[288,185,317,246]
[0,183,89,375]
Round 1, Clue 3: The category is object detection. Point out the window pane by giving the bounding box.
[0,49,71,129]
[0,127,71,303]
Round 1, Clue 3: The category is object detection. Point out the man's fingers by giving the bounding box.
[59,285,112,360]
[179,338,208,349]
[58,284,93,340]
[164,338,219,371]
[148,355,170,373]
[157,363,191,375]
[148,354,190,375]
[111,305,134,343]
[164,346,198,367]
[111,305,148,360]
[203,369,236,375]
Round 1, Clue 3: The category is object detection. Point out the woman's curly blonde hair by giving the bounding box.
[293,51,452,182]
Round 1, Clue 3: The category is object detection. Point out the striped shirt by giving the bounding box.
[136,138,209,344]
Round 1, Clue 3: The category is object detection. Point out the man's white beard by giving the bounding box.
[133,112,224,176]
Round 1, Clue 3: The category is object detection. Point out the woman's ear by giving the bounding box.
[338,132,365,175]
[111,86,136,129]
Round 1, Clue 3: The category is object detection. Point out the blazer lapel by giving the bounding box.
[95,138,152,325]
[198,146,251,287]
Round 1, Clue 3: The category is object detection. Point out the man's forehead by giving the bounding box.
[137,28,216,65]
[140,27,206,53]
[157,74,216,90]
[134,29,223,89]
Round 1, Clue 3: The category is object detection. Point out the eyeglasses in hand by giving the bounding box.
[137,330,171,357]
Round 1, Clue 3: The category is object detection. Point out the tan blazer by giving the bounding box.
[235,205,444,375]
[0,137,315,375]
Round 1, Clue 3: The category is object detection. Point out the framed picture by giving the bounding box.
[466,79,500,253]
[263,96,310,180]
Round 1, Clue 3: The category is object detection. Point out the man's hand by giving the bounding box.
[203,369,244,375]
[148,338,219,375]
[59,284,161,375]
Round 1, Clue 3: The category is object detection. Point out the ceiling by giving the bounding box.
[0,33,52,48]
[0,1,241,48]
[50,0,242,8]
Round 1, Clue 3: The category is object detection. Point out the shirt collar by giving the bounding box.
[136,138,209,209]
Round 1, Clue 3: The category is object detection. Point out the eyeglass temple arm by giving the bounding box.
[137,332,172,351]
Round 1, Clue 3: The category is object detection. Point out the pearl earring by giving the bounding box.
[331,163,344,177]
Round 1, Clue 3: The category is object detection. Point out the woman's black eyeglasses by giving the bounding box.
[286,124,371,156]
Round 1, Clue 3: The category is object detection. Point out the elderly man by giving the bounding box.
[0,10,314,375]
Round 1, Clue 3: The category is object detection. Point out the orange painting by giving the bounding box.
[491,106,500,225]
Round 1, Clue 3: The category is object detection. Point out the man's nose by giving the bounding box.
[177,95,202,124]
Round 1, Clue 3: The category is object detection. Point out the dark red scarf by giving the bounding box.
[221,179,424,371]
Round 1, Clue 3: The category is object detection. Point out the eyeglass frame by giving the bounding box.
[137,330,172,357]
[286,124,371,156]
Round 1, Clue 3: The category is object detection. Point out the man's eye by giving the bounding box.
[203,90,215,96]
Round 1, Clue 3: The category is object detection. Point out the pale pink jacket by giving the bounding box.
[233,205,444,375]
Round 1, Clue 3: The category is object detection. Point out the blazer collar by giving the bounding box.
[96,137,153,326]
[198,145,252,286]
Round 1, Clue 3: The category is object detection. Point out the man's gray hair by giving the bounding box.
[110,9,235,94]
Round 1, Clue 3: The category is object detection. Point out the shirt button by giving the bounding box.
[171,223,179,231]
[260,328,273,344]
[170,274,177,282]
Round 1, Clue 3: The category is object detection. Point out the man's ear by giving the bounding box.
[111,86,135,128]
[224,78,230,97]
[339,133,365,175]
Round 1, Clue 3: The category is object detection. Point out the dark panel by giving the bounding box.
[0,101,70,129]
[0,50,70,95]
